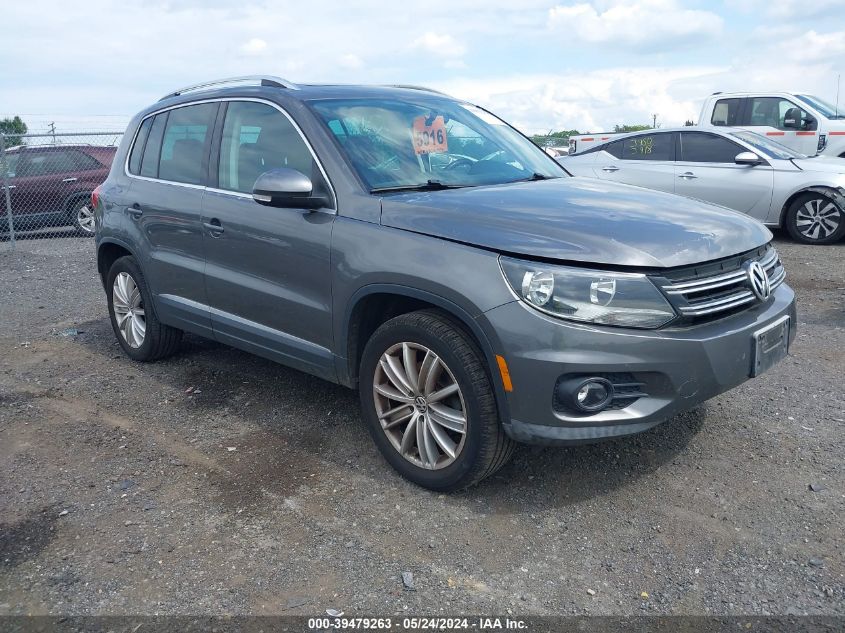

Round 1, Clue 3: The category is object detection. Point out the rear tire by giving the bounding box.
[106,256,182,361]
[70,197,96,236]
[359,310,514,491]
[785,193,845,244]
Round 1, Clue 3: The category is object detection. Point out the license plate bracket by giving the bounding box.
[751,315,790,377]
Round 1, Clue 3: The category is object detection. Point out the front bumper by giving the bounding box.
[482,284,797,445]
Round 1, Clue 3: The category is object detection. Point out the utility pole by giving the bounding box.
[652,113,658,129]
[48,122,56,144]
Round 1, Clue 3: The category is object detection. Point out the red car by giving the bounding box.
[1,144,116,236]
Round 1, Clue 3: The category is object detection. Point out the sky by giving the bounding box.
[1,0,844,135]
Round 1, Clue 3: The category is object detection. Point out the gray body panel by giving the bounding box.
[96,84,798,445]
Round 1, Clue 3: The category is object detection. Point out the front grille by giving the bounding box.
[656,246,786,321]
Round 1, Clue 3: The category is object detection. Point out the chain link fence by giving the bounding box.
[1,131,123,249]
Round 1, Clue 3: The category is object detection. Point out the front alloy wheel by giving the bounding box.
[112,272,146,348]
[374,342,467,470]
[786,193,845,244]
[359,310,514,491]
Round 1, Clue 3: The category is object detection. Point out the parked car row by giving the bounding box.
[1,144,116,236]
[93,76,796,491]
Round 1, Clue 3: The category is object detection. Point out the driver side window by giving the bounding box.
[748,97,815,131]
[218,101,315,194]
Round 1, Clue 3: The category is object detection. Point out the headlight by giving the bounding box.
[500,256,676,329]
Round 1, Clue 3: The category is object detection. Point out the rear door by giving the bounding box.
[595,132,676,194]
[201,100,336,379]
[741,96,819,156]
[675,131,773,220]
[125,102,219,335]
[9,148,80,221]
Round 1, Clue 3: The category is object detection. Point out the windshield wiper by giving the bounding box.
[510,172,557,183]
[370,179,468,194]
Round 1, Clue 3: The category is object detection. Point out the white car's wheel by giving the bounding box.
[785,193,845,245]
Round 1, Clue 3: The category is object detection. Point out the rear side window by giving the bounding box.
[128,117,153,175]
[680,133,742,163]
[158,103,217,185]
[621,133,673,161]
[140,114,167,178]
[217,101,315,194]
[711,98,742,126]
[69,150,101,171]
[603,140,623,158]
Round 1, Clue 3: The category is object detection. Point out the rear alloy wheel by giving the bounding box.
[106,256,182,361]
[786,193,845,244]
[359,310,514,491]
[71,198,96,236]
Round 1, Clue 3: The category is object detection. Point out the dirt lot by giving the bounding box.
[0,234,843,617]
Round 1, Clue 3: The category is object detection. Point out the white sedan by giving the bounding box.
[559,127,845,244]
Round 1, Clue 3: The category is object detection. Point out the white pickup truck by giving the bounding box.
[568,91,845,157]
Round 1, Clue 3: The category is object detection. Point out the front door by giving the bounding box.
[202,100,336,380]
[675,131,774,221]
[742,96,819,156]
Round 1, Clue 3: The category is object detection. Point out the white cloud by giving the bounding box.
[548,0,723,49]
[412,32,467,58]
[338,54,364,69]
[735,0,843,20]
[240,37,267,55]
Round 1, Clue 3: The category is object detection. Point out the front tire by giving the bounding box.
[106,256,182,361]
[70,197,96,236]
[785,193,845,244]
[359,310,514,491]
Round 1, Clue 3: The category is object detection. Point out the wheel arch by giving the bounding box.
[339,284,512,426]
[97,239,137,291]
[778,185,845,226]
[63,190,93,215]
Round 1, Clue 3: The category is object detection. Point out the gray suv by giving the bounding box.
[95,76,797,491]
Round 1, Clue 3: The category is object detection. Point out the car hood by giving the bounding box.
[793,156,845,175]
[379,177,772,268]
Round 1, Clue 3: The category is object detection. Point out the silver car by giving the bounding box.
[560,127,845,244]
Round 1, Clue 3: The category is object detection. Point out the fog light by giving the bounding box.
[558,377,615,413]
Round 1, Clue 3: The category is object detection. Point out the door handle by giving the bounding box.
[678,172,697,180]
[62,177,78,183]
[3,184,15,190]
[203,219,224,236]
[128,204,143,219]
[601,166,620,172]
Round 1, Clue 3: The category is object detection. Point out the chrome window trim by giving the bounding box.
[123,96,337,212]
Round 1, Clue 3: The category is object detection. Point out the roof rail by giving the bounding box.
[384,84,450,96]
[160,76,299,101]
[711,91,722,95]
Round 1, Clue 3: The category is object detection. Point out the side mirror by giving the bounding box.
[735,151,762,166]
[252,168,329,210]
[783,108,801,129]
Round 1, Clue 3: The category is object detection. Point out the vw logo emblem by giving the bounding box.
[744,260,771,301]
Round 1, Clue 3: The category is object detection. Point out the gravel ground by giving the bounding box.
[0,234,843,617]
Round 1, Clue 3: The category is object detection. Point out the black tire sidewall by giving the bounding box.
[359,315,494,491]
[786,194,845,245]
[106,257,157,361]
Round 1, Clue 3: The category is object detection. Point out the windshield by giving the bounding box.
[795,94,844,119]
[729,130,807,160]
[308,97,565,191]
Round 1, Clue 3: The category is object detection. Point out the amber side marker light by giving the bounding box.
[495,355,513,392]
